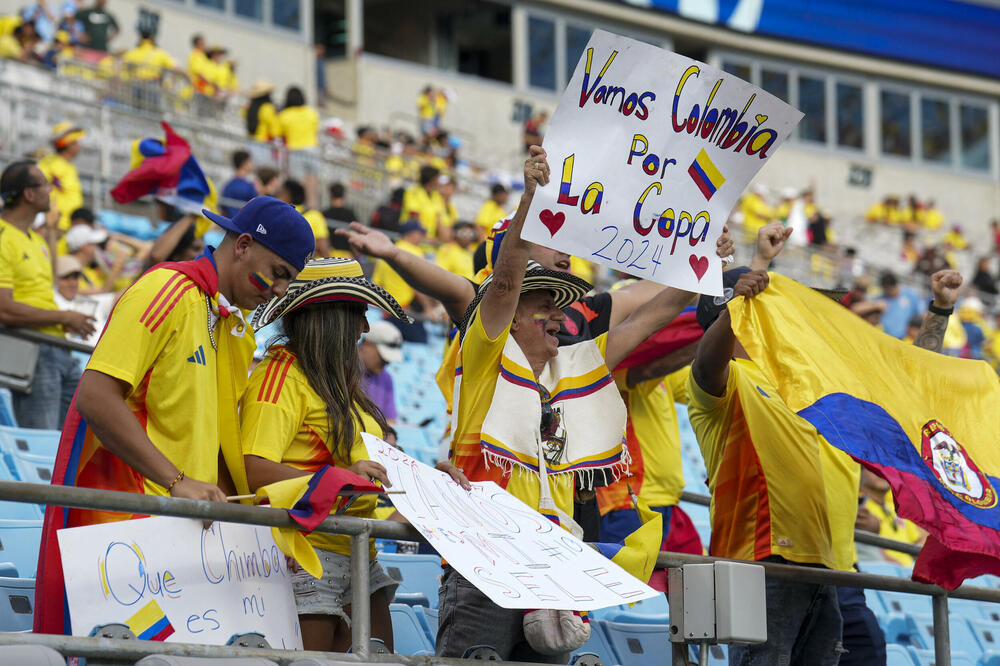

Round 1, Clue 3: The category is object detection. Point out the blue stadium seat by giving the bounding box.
[393,593,430,607]
[980,651,1000,666]
[596,594,670,624]
[879,590,932,616]
[601,621,669,666]
[0,577,34,632]
[881,612,921,647]
[689,643,728,665]
[571,619,620,666]
[379,553,443,608]
[413,604,438,646]
[0,520,42,578]
[0,389,16,427]
[885,643,916,666]
[907,612,981,658]
[968,618,1000,652]
[0,426,60,458]
[863,588,886,614]
[907,647,974,666]
[389,603,434,655]
[859,561,908,578]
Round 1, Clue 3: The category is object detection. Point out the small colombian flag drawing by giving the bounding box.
[125,599,176,641]
[688,148,726,201]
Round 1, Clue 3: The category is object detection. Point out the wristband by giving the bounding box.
[166,470,185,492]
[928,300,954,317]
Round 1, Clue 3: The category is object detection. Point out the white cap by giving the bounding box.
[363,321,403,364]
[65,225,108,253]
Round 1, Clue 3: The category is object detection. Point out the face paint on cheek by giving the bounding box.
[533,314,547,327]
[248,271,272,292]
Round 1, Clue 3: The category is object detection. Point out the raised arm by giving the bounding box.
[478,146,550,339]
[750,222,793,271]
[690,271,769,396]
[337,222,476,323]
[604,287,697,371]
[914,269,962,353]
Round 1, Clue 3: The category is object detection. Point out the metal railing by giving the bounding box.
[0,480,993,665]
[0,326,95,354]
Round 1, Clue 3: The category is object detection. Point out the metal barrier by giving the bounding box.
[0,479,993,665]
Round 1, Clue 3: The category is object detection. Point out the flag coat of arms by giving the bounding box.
[728,274,1000,589]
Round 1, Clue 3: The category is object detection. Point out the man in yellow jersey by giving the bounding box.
[401,166,444,240]
[121,28,180,81]
[278,178,330,258]
[187,33,212,94]
[38,122,85,231]
[474,183,509,240]
[35,195,315,636]
[435,220,476,279]
[687,223,855,665]
[372,220,439,342]
[0,160,96,428]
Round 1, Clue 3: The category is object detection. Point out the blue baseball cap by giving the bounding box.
[202,196,315,272]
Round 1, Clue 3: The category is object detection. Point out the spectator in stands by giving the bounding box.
[437,175,459,240]
[278,85,320,151]
[35,196,315,636]
[121,27,180,81]
[400,165,444,240]
[0,160,95,428]
[255,165,281,196]
[857,469,925,567]
[475,183,510,240]
[370,187,404,233]
[877,271,923,338]
[221,150,256,217]
[52,254,101,344]
[206,45,236,95]
[247,79,280,142]
[943,223,969,251]
[322,182,357,259]
[65,223,112,294]
[923,199,944,230]
[187,33,210,93]
[240,258,414,651]
[914,245,950,281]
[38,121,85,230]
[522,110,547,153]
[372,219,438,342]
[76,0,117,53]
[974,257,998,301]
[359,320,402,423]
[417,85,446,137]
[688,225,853,665]
[278,178,329,258]
[738,183,773,242]
[20,2,56,43]
[435,220,476,280]
[439,147,715,661]
[0,20,40,62]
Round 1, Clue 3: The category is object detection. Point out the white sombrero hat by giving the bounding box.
[252,258,411,328]
[459,260,592,337]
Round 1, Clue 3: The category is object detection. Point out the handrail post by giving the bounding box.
[933,593,951,666]
[350,528,372,659]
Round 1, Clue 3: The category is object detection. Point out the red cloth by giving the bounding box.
[110,122,191,204]
[613,309,702,371]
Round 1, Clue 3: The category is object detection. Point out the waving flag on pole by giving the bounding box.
[728,273,1000,589]
[256,466,382,578]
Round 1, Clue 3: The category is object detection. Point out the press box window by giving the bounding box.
[920,97,951,164]
[528,16,556,90]
[761,69,789,103]
[797,76,826,144]
[195,0,224,9]
[960,103,990,172]
[235,0,262,20]
[836,82,863,150]
[272,0,300,30]
[565,25,591,83]
[881,90,912,157]
[721,61,751,82]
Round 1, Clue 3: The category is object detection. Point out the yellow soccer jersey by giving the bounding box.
[0,218,62,337]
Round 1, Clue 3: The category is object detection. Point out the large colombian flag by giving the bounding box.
[729,274,1000,589]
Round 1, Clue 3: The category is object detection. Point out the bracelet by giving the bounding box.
[166,470,185,492]
[928,300,954,317]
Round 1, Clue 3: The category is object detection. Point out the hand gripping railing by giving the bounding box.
[0,480,995,665]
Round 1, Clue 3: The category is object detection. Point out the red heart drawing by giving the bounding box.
[539,209,565,236]
[689,255,709,280]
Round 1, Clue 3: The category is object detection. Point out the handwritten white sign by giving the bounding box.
[363,434,658,610]
[58,517,302,648]
[523,30,803,296]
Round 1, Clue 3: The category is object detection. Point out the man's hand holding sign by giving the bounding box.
[523,30,802,295]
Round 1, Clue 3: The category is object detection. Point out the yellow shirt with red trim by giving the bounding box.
[435,242,474,280]
[400,185,444,239]
[474,200,507,234]
[451,308,610,517]
[277,106,320,151]
[38,153,83,231]
[241,346,381,557]
[372,239,423,309]
[686,359,852,570]
[597,367,688,515]
[0,218,62,337]
[86,267,223,495]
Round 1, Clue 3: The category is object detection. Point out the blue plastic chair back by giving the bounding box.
[0,426,60,459]
[0,576,34,632]
[0,520,42,578]
[885,643,916,666]
[601,621,669,666]
[571,619,620,666]
[389,603,434,655]
[969,618,1000,652]
[0,390,16,427]
[380,553,443,608]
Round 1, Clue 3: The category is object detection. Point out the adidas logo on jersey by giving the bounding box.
[187,345,207,366]
[256,224,267,235]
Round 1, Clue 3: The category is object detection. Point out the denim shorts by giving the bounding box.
[291,548,398,623]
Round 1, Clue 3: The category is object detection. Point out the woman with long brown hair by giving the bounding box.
[239,257,407,651]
